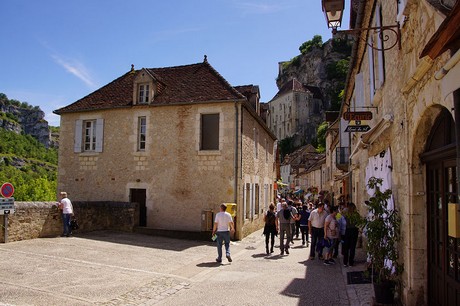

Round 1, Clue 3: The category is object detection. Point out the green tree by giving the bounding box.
[315,122,328,153]
[278,136,296,161]
[299,35,323,54]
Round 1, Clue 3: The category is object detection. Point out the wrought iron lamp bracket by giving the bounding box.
[332,23,401,51]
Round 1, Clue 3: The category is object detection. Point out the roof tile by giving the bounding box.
[54,61,246,114]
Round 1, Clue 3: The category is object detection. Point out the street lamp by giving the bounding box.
[322,0,344,29]
[322,0,401,51]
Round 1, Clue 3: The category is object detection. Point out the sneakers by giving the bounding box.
[216,258,222,263]
[323,259,332,265]
[329,258,336,264]
[343,264,349,267]
[226,255,232,262]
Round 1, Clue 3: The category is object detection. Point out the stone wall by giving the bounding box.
[0,201,138,243]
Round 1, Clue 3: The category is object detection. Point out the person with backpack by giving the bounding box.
[263,203,278,255]
[276,201,294,255]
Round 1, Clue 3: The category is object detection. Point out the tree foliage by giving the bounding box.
[0,129,57,164]
[0,129,58,201]
[299,35,323,54]
[278,136,296,161]
[315,121,329,153]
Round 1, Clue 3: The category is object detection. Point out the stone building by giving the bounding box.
[318,0,460,304]
[54,58,276,240]
[280,144,324,191]
[266,79,324,145]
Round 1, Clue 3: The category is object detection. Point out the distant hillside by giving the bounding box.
[0,94,58,201]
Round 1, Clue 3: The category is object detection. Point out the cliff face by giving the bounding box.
[276,37,352,111]
[0,104,56,148]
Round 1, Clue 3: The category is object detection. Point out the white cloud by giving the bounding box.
[234,2,284,14]
[51,54,97,89]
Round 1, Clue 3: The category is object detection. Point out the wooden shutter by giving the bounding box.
[95,118,104,153]
[74,120,82,153]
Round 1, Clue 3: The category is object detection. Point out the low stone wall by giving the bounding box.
[0,201,139,243]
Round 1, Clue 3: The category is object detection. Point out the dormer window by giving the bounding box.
[133,68,159,105]
[138,84,150,103]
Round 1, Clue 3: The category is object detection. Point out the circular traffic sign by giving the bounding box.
[1,182,14,198]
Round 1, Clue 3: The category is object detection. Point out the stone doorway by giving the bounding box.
[422,108,460,305]
[130,188,147,227]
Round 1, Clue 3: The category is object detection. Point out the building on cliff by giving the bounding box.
[266,78,324,146]
[53,58,277,240]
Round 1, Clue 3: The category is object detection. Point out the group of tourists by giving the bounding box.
[264,196,360,267]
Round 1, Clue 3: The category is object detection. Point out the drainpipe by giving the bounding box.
[234,102,239,204]
[454,89,460,203]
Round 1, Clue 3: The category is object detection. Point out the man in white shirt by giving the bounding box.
[212,204,235,263]
[308,202,328,260]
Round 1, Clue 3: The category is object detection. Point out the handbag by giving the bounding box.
[70,218,79,231]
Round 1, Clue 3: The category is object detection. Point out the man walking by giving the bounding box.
[212,204,235,263]
[308,202,328,260]
[276,202,293,255]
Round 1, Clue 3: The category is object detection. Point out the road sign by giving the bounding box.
[343,111,373,121]
[1,182,14,198]
[345,125,371,132]
[0,197,15,215]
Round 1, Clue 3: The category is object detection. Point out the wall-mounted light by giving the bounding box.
[322,0,344,29]
[322,0,401,51]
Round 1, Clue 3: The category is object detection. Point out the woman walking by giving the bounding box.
[263,203,277,254]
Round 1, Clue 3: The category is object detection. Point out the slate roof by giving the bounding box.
[54,60,246,114]
[270,79,322,101]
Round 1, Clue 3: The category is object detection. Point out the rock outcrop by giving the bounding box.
[0,103,55,148]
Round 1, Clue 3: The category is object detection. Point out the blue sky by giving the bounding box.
[0,0,348,127]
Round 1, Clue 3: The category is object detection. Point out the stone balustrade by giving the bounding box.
[0,201,139,243]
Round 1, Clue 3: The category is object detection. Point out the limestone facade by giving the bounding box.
[266,79,323,144]
[55,61,276,240]
[317,0,460,304]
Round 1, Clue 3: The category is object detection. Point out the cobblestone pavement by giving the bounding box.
[0,230,374,305]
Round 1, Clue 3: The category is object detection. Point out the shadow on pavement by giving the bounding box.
[70,230,211,252]
[281,258,344,305]
[196,262,223,267]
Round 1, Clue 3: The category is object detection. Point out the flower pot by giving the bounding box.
[373,281,395,304]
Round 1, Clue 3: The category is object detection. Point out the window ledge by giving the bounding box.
[198,150,221,155]
[78,152,100,156]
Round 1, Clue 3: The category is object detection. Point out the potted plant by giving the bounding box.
[364,177,403,304]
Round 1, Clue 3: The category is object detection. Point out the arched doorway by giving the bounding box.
[421,108,459,305]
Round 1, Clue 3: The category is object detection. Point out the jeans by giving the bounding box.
[216,231,230,260]
[300,225,309,244]
[310,227,324,258]
[62,213,71,235]
[279,223,292,251]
